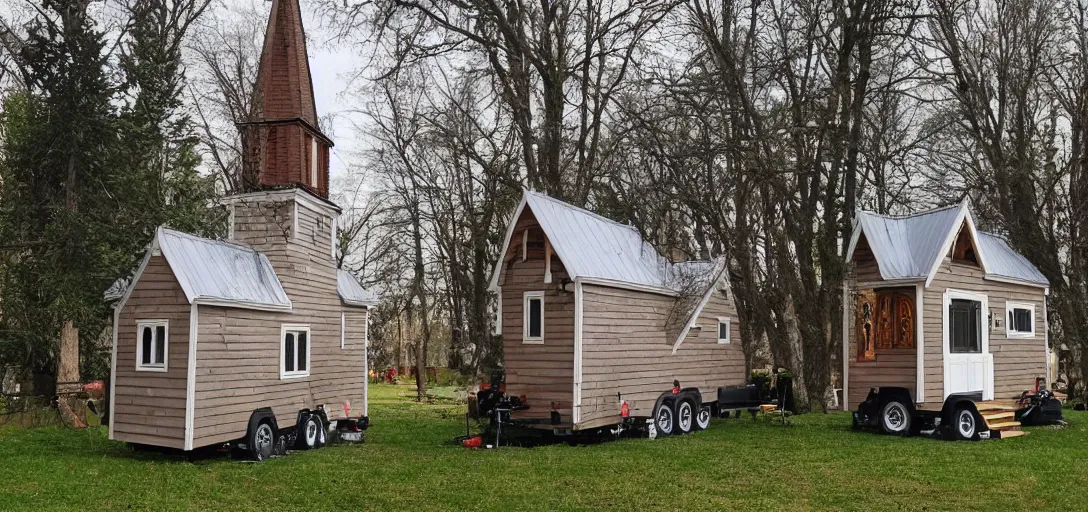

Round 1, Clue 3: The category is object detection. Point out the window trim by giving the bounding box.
[135,319,169,372]
[280,324,312,379]
[717,317,731,344]
[523,291,545,344]
[1005,301,1036,339]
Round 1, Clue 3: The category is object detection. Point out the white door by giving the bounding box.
[943,290,994,400]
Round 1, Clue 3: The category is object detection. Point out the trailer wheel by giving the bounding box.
[249,421,275,461]
[654,400,675,436]
[952,406,980,441]
[298,415,321,450]
[880,400,912,436]
[675,399,695,434]
[695,406,711,430]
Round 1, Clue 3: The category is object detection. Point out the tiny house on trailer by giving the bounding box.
[107,0,378,459]
[843,202,1056,440]
[488,191,746,436]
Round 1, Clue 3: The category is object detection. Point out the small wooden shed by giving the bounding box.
[489,191,745,431]
[843,203,1050,410]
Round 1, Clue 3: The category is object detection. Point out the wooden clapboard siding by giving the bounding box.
[923,257,1047,401]
[853,234,883,283]
[498,210,575,422]
[113,255,190,449]
[190,196,366,449]
[344,308,368,350]
[846,348,916,410]
[845,283,918,410]
[578,284,744,430]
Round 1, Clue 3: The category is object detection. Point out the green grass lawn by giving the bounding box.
[1,384,1086,511]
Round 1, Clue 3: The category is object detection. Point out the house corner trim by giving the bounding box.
[573,279,583,426]
[915,283,925,403]
[184,303,199,451]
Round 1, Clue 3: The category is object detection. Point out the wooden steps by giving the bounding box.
[982,411,1015,423]
[975,403,1016,413]
[994,430,1028,439]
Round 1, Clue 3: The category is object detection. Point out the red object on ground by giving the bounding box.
[81,381,104,393]
[620,401,630,418]
[463,436,483,448]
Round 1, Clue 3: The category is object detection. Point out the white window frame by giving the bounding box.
[523,291,545,344]
[1005,301,1036,339]
[280,324,312,379]
[717,317,731,344]
[135,319,169,372]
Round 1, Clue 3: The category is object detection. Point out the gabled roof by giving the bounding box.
[338,269,380,307]
[111,227,382,311]
[976,232,1050,287]
[114,228,292,312]
[489,190,672,292]
[846,202,1048,289]
[488,190,731,349]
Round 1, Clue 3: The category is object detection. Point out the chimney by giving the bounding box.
[239,0,332,199]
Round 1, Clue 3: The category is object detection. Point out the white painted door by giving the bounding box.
[943,290,994,400]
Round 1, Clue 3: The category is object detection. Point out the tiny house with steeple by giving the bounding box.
[107,0,377,459]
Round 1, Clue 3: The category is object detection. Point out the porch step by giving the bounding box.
[986,421,1022,431]
[982,411,1015,424]
[975,403,1016,413]
[995,430,1029,439]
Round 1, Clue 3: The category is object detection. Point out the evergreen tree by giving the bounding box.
[0,0,216,383]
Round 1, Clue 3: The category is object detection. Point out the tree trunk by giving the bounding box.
[57,321,87,428]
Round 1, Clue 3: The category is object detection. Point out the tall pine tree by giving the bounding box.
[0,0,217,384]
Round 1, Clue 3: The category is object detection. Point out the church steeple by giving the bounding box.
[239,0,332,199]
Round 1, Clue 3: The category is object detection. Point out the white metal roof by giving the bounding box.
[849,204,964,280]
[338,269,380,307]
[976,232,1049,286]
[846,202,1048,288]
[490,190,672,291]
[156,228,292,310]
[488,190,732,350]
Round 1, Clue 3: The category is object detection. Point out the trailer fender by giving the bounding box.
[940,394,981,427]
[237,408,279,452]
[247,408,279,435]
[678,387,703,408]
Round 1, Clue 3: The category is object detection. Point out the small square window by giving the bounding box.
[1006,302,1035,338]
[136,320,169,372]
[523,291,544,344]
[717,317,731,344]
[281,324,311,379]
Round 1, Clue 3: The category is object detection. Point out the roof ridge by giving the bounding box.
[859,202,963,220]
[525,190,639,232]
[159,227,259,254]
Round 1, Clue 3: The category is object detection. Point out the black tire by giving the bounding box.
[695,406,712,430]
[951,406,980,441]
[880,400,912,436]
[675,399,696,434]
[654,400,675,436]
[248,421,275,461]
[297,414,321,450]
[851,414,862,430]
